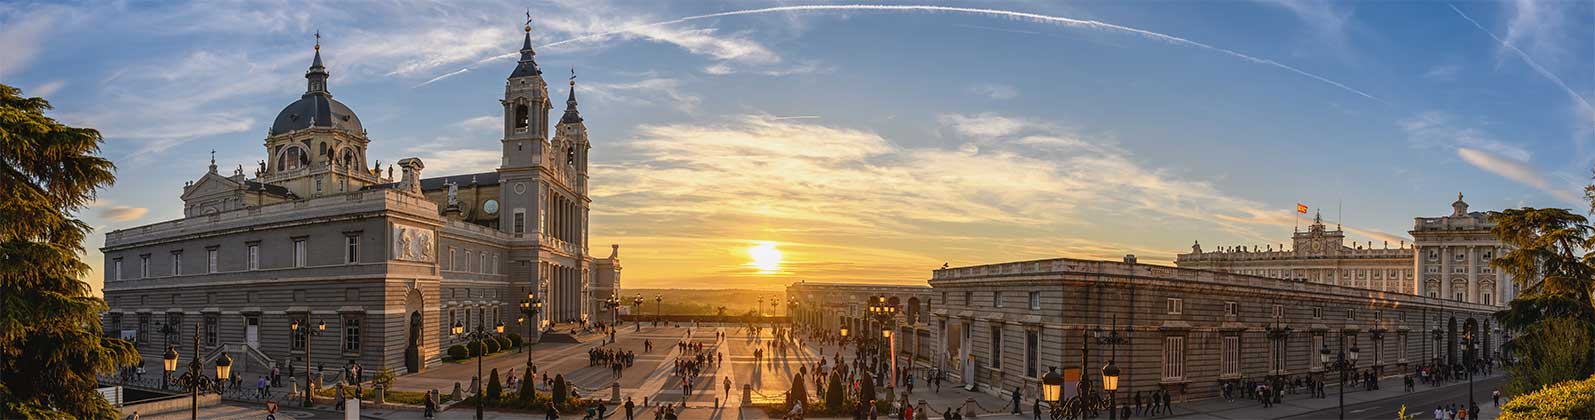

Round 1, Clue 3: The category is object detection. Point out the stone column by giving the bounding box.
[1439,246,1451,300]
[1413,245,1425,296]
[1466,246,1479,304]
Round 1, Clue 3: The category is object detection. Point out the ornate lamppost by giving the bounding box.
[868,295,899,385]
[605,294,621,328]
[455,320,505,420]
[162,322,229,420]
[654,294,663,326]
[1319,341,1359,420]
[1430,327,1444,373]
[1041,367,1063,414]
[158,322,179,390]
[289,318,326,407]
[1462,329,1477,415]
[1092,316,1129,418]
[632,295,644,331]
[520,292,543,372]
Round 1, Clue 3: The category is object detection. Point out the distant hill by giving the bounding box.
[617,288,790,316]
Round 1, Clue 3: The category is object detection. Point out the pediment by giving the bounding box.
[181,172,242,200]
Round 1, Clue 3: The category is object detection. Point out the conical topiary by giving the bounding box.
[486,368,502,404]
[552,374,569,404]
[519,362,538,402]
[788,373,807,408]
[825,371,845,411]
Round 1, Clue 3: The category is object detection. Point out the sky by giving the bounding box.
[3,0,1592,293]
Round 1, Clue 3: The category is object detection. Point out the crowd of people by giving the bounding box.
[590,347,637,377]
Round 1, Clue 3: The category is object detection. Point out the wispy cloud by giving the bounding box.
[95,205,149,223]
[1457,147,1581,204]
[1423,64,1459,82]
[580,78,701,110]
[968,83,1018,100]
[1400,111,1532,162]
[1449,3,1595,121]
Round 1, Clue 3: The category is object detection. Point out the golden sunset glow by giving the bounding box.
[748,241,784,273]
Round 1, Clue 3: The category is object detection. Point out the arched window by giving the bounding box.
[566,146,575,166]
[514,104,529,129]
[279,146,309,171]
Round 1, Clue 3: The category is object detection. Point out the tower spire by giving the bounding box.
[561,68,582,124]
[306,30,330,95]
[511,12,541,78]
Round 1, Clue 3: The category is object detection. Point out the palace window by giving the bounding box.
[1025,330,1039,377]
[343,316,362,354]
[293,239,307,267]
[1028,291,1041,310]
[1167,298,1183,315]
[1455,292,1465,302]
[1225,302,1239,317]
[291,315,307,351]
[1482,293,1493,306]
[171,251,183,276]
[942,292,948,305]
[1454,253,1465,262]
[1162,336,1186,381]
[1268,333,1281,374]
[109,313,123,334]
[1428,250,1438,261]
[513,209,526,234]
[448,247,456,271]
[1312,307,1323,319]
[113,258,122,280]
[1481,251,1493,261]
[207,248,218,273]
[1346,309,1355,320]
[990,325,1002,369]
[204,314,218,347]
[1397,332,1408,362]
[141,255,150,278]
[137,314,150,344]
[345,234,360,264]
[1310,334,1324,368]
[993,291,1003,308]
[1273,305,1284,318]
[247,244,259,270]
[480,253,487,274]
[1221,335,1240,377]
[964,291,973,306]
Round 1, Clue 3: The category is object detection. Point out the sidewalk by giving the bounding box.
[1155,373,1505,420]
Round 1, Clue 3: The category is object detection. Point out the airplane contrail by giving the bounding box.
[427,4,1378,100]
[416,68,470,88]
[1448,4,1595,120]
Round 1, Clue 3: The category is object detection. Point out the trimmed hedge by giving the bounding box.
[468,340,485,357]
[447,344,468,360]
[507,333,524,348]
[497,336,512,349]
[485,338,502,354]
[1500,374,1595,420]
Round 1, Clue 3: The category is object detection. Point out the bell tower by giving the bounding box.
[498,20,551,237]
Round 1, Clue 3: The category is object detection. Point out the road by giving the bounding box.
[1280,375,1506,420]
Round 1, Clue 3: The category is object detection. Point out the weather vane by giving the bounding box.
[314,30,321,50]
[524,10,533,33]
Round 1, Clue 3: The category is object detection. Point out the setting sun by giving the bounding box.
[748,242,784,274]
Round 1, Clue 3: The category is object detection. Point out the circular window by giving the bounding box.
[514,182,527,195]
[483,199,500,215]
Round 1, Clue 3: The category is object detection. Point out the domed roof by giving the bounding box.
[269,44,363,136]
[270,94,363,135]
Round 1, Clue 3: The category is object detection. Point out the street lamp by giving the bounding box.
[1430,327,1444,372]
[456,320,504,420]
[1041,367,1063,406]
[654,294,663,326]
[605,294,621,329]
[1462,329,1477,416]
[289,318,326,407]
[1101,360,1121,420]
[1319,341,1360,420]
[1093,315,1129,419]
[632,295,644,331]
[158,322,179,390]
[164,322,221,420]
[868,295,900,385]
[1265,317,1293,403]
[520,292,543,376]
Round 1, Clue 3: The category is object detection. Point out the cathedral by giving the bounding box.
[100,22,620,376]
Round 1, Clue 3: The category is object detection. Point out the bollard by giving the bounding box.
[374,384,385,405]
[963,398,978,419]
[742,384,752,406]
[451,382,464,401]
[469,376,479,393]
[612,382,621,403]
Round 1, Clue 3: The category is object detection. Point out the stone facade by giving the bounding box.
[101,22,619,378]
[790,257,1500,403]
[1177,195,1511,307]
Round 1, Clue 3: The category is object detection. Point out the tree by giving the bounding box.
[859,373,877,405]
[787,372,807,408]
[486,368,502,404]
[552,373,568,403]
[1491,207,1595,393]
[0,84,140,418]
[519,362,538,403]
[825,371,845,411]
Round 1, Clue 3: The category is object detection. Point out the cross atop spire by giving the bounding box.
[561,67,583,124]
[305,30,330,95]
[314,30,321,51]
[208,149,218,173]
[510,14,541,78]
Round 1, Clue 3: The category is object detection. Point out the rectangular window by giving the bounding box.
[1273,305,1284,318]
[247,244,259,270]
[1483,293,1493,306]
[343,317,362,354]
[491,254,498,274]
[993,291,1003,308]
[137,313,150,344]
[449,310,457,333]
[207,248,218,273]
[293,239,307,267]
[1312,307,1323,319]
[449,248,457,271]
[171,251,182,275]
[964,291,972,306]
[1025,330,1039,377]
[204,314,218,347]
[113,259,122,280]
[1346,309,1355,320]
[1268,333,1281,374]
[1167,298,1183,315]
[1028,291,1041,310]
[291,316,307,351]
[1225,302,1239,316]
[989,325,1002,369]
[1221,335,1239,376]
[1398,332,1408,362]
[1162,336,1186,381]
[1455,292,1465,302]
[513,209,526,234]
[141,255,150,278]
[1311,334,1325,367]
[345,235,360,264]
[942,292,948,304]
[480,253,487,274]
[109,313,123,334]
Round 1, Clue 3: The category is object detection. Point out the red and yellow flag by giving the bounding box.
[1297,203,1309,214]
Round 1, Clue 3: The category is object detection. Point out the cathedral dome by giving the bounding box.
[269,41,363,136]
[269,94,363,135]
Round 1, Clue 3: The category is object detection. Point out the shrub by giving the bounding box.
[373,368,396,390]
[825,372,845,411]
[788,373,807,408]
[468,340,485,357]
[1500,374,1595,420]
[507,333,525,348]
[485,338,502,354]
[519,365,538,403]
[552,374,569,403]
[497,336,513,349]
[447,344,468,360]
[859,375,877,406]
[486,368,503,405]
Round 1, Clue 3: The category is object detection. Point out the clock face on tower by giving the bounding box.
[483,199,500,215]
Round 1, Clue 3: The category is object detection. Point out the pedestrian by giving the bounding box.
[423,389,437,419]
[599,401,609,420]
[1010,387,1022,415]
[1134,391,1143,416]
[256,375,267,399]
[626,397,636,420]
[547,401,560,420]
[1032,396,1041,420]
[1492,389,1501,407]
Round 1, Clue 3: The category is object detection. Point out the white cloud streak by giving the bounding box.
[1449,3,1595,121]
[1457,147,1582,204]
[446,4,1380,100]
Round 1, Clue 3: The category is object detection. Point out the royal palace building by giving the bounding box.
[1176,194,1515,306]
[790,256,1501,404]
[100,23,620,377]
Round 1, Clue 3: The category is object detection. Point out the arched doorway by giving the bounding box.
[406,311,423,373]
[1446,316,1458,367]
[1463,318,1479,369]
